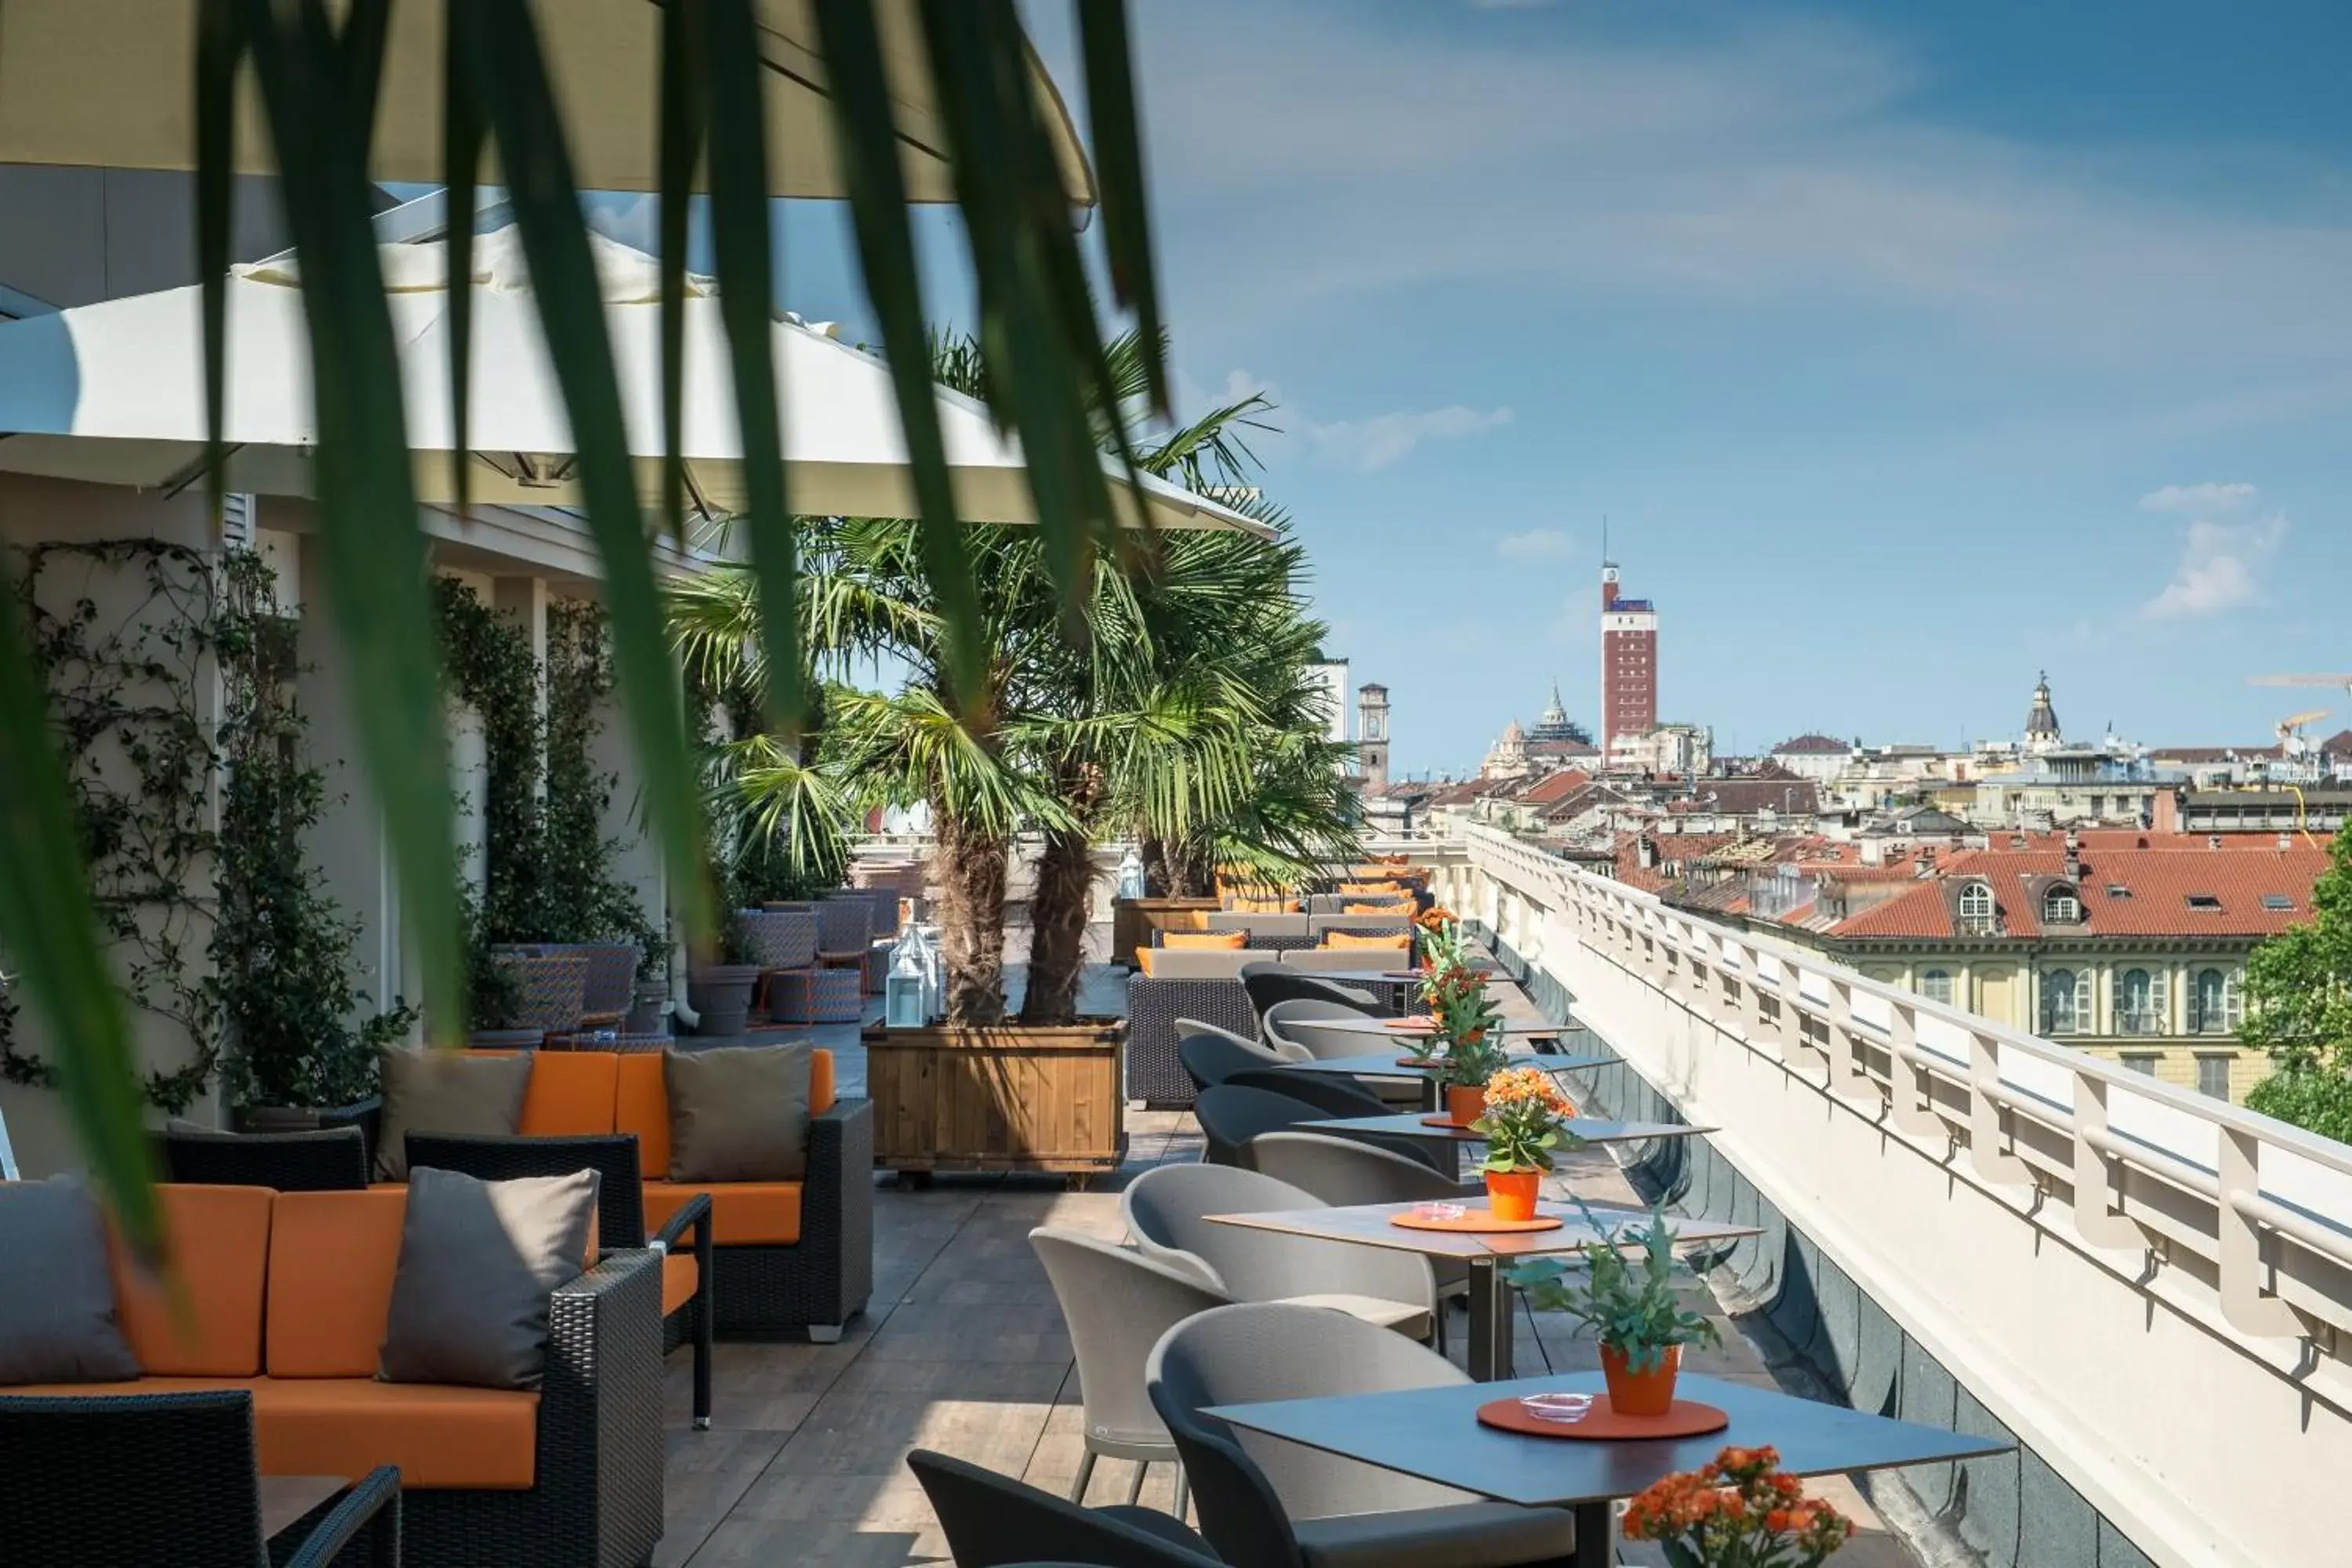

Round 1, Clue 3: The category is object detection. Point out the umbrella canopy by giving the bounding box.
[0,229,1267,537]
[0,0,1094,205]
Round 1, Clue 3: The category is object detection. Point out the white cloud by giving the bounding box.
[2143,501,2288,620]
[1497,528,1573,559]
[2139,481,2259,515]
[1201,368,1511,473]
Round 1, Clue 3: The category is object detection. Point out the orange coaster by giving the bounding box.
[1382,1017,1437,1033]
[1475,1396,1729,1441]
[1419,1112,1479,1129]
[1396,1054,1446,1069]
[1381,970,1427,981]
[1389,1208,1563,1234]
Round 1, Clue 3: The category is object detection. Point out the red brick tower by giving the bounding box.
[1600,560,1657,763]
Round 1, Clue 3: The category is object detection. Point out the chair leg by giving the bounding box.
[693,1294,714,1431]
[1069,1449,1098,1504]
[1172,1463,1190,1523]
[1124,1461,1145,1505]
[808,1323,844,1344]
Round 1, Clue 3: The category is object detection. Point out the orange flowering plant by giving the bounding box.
[1414,903,1458,933]
[1426,960,1508,1084]
[1471,1065,1580,1174]
[1621,1445,1853,1567]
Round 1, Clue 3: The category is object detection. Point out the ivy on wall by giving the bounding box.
[0,541,404,1112]
[431,582,660,982]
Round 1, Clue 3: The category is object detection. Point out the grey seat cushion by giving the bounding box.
[664,1043,813,1182]
[374,1047,534,1180]
[379,1165,599,1389]
[0,1179,140,1384]
[1294,1501,1579,1568]
[1274,1294,1432,1338]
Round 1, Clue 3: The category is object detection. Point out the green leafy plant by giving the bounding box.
[1506,1203,1722,1372]
[1425,958,1506,1084]
[2240,829,2352,1138]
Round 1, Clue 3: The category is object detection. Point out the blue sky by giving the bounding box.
[611,0,2352,775]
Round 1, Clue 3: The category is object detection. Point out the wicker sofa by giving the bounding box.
[363,1048,873,1342]
[1,1183,663,1568]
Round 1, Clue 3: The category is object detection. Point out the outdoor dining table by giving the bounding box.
[1312,1111,1713,1179]
[1272,1050,1613,1113]
[1204,1369,2014,1568]
[1290,1012,1565,1041]
[1205,1199,1758,1383]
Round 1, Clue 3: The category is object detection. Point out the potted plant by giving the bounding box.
[1622,1445,1853,1566]
[686,917,764,1040]
[1426,954,1505,1120]
[1468,1065,1580,1219]
[1507,1205,1722,1415]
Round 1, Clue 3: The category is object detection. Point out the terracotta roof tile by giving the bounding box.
[1825,843,2335,940]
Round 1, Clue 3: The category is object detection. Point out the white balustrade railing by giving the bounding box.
[1440,822,2352,1568]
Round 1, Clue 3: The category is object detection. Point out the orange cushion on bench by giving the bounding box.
[1323,931,1410,951]
[107,1185,273,1377]
[250,1378,541,1490]
[662,1251,699,1316]
[644,1181,802,1246]
[266,1189,407,1377]
[1163,931,1247,950]
[518,1051,620,1137]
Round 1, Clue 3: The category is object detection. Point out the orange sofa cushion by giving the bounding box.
[266,1189,407,1377]
[252,1377,540,1490]
[644,1181,801,1246]
[14,1377,540,1490]
[662,1251,699,1316]
[1323,931,1411,951]
[1163,931,1247,951]
[106,1185,273,1377]
[1341,902,1406,915]
[518,1051,621,1137]
[614,1048,833,1184]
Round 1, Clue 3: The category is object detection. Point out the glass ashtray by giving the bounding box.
[1410,1201,1467,1223]
[1518,1392,1595,1425]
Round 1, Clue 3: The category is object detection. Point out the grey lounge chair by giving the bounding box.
[1218,1073,1453,1177]
[1263,999,1393,1062]
[1193,1084,1345,1168]
[906,1448,1217,1568]
[1175,1023,1305,1095]
[1030,1227,1225,1512]
[1247,1130,1478,1338]
[1242,967,1384,1026]
[1146,1304,1581,1568]
[1121,1163,1434,1339]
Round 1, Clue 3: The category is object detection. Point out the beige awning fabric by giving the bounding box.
[0,231,1269,537]
[0,0,1096,205]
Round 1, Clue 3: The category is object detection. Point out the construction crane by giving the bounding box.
[2252,673,2352,699]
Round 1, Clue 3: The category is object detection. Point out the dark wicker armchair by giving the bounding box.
[406,1131,715,1428]
[0,1390,401,1568]
[158,1125,371,1192]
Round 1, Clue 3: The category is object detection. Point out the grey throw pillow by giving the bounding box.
[378,1166,599,1389]
[0,1179,140,1384]
[664,1044,812,1182]
[374,1047,534,1181]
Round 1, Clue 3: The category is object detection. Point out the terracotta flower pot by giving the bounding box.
[1445,1083,1488,1127]
[1484,1167,1541,1221]
[1600,1343,1682,1417]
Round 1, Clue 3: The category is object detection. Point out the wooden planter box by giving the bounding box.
[1110,897,1221,966]
[862,1019,1127,1183]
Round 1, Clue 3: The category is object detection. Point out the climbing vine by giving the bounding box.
[0,541,404,1112]
[432,578,546,942]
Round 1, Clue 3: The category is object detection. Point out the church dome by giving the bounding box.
[2025,672,2062,745]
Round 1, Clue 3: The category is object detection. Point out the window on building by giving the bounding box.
[2122,1053,2161,1077]
[2105,884,2132,900]
[2189,967,2242,1033]
[2118,967,2167,1035]
[1958,880,1995,929]
[2184,894,2223,912]
[2040,968,2090,1034]
[2197,1054,2234,1101]
[2261,893,2295,913]
[1919,968,1955,1005]
[2042,885,2082,924]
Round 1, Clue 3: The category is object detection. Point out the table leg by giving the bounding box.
[1571,1501,1612,1568]
[1420,1076,1441,1115]
[1466,1258,1514,1382]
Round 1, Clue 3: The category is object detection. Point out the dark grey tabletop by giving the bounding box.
[1205,1200,1759,1261]
[1312,1112,1715,1147]
[1272,1051,1614,1081]
[1206,1370,2013,1509]
[1294,1013,1564,1039]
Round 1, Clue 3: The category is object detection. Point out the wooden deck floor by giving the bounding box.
[652,1103,1918,1566]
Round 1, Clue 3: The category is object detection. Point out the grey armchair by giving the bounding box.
[1240,964,1383,1026]
[1192,1085,1344,1168]
[1029,1227,1225,1512]
[1262,999,1392,1062]
[1246,1130,1478,1348]
[906,1448,1216,1568]
[1120,1163,1433,1338]
[1146,1304,1581,1568]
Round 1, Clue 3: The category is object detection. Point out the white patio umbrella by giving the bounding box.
[0,0,1094,205]
[0,229,1269,537]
